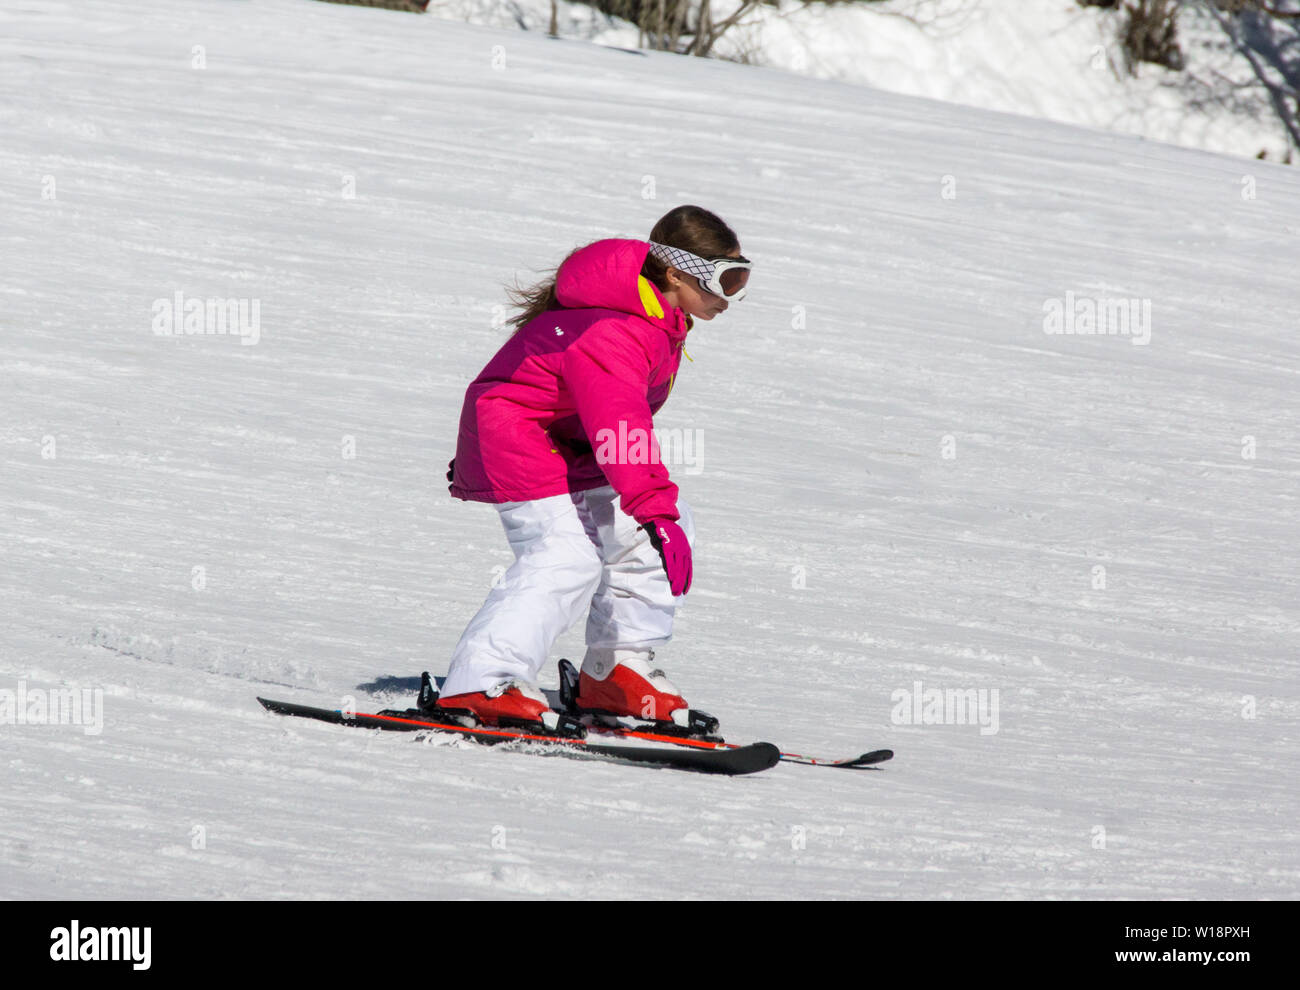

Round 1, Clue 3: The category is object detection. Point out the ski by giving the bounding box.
[567,717,892,769]
[554,659,893,770]
[585,726,892,769]
[256,697,780,776]
[769,748,894,768]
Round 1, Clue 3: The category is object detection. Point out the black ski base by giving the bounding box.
[259,669,893,774]
[256,696,781,775]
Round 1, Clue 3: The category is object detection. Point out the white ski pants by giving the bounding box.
[440,485,695,697]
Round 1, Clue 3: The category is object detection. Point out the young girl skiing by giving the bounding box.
[440,205,752,729]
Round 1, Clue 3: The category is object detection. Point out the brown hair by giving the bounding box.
[504,205,740,332]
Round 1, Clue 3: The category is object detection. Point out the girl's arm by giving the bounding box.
[564,320,679,525]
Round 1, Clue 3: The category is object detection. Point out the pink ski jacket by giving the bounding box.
[447,238,691,525]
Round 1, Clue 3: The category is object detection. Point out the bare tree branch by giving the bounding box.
[1200,0,1300,150]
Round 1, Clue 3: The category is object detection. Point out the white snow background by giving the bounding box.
[436,0,1300,162]
[1,0,1297,899]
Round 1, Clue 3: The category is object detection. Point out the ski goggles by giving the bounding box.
[648,241,752,301]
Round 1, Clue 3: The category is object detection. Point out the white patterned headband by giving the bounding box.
[647,241,752,300]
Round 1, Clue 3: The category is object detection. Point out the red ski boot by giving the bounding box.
[575,649,688,723]
[437,680,551,728]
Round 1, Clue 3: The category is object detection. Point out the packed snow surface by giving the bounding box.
[2,0,1297,899]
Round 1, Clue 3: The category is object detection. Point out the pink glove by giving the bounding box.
[644,519,692,596]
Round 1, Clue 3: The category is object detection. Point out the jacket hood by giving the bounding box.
[555,238,689,341]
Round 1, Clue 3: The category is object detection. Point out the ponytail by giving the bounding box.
[503,205,740,333]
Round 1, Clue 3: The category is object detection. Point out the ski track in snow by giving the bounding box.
[1,0,1297,899]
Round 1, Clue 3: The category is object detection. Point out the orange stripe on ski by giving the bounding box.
[360,710,731,752]
[591,727,729,750]
[357,711,582,745]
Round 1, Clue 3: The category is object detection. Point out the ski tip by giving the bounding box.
[843,748,894,768]
[753,741,782,769]
[707,741,779,775]
[257,697,299,717]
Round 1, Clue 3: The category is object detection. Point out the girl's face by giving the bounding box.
[662,249,742,321]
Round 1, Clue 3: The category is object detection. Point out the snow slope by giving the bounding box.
[1,0,1297,899]
[430,0,1298,161]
